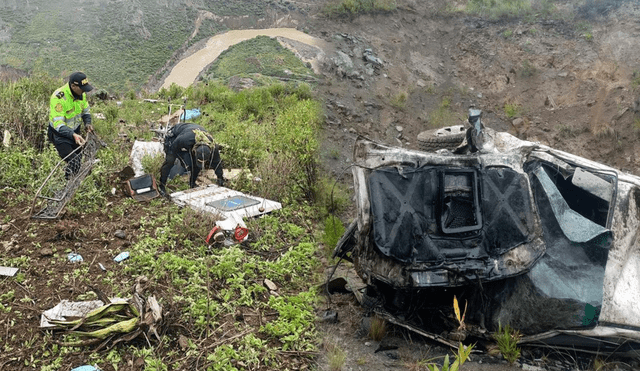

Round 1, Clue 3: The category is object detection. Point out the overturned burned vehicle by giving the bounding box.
[335,110,640,355]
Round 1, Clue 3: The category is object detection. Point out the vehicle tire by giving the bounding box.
[417,125,467,152]
[361,285,384,310]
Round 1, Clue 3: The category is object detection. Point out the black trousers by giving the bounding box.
[47,126,82,179]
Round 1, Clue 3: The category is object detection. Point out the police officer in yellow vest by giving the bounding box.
[48,72,94,179]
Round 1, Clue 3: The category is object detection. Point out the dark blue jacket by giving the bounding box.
[159,123,223,189]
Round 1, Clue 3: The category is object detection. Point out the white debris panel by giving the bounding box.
[170,184,282,230]
[130,141,164,177]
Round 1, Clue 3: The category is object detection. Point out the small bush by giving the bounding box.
[324,342,347,371]
[322,215,345,256]
[519,59,537,78]
[323,0,397,18]
[492,323,521,365]
[426,342,474,371]
[428,96,459,128]
[504,103,521,118]
[390,91,408,110]
[368,315,387,341]
[466,0,531,19]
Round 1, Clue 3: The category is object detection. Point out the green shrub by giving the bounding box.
[492,323,521,365]
[322,215,345,257]
[504,103,521,118]
[323,0,397,18]
[427,343,474,371]
[390,91,408,110]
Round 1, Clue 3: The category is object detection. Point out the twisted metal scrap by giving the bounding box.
[31,132,105,219]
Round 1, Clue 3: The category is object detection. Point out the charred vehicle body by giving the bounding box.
[335,110,640,355]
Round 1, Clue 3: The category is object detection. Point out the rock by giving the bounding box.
[396,125,403,132]
[114,230,126,239]
[264,278,278,291]
[235,309,244,321]
[512,117,525,129]
[178,335,189,350]
[522,364,546,371]
[40,247,53,257]
[318,310,338,323]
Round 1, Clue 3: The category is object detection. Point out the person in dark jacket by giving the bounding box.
[159,123,224,195]
[47,72,94,179]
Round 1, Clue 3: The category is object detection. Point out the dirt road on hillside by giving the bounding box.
[160,28,330,89]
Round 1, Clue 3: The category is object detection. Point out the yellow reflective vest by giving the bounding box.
[48,83,91,138]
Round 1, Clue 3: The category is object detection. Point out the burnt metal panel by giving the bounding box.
[368,166,535,265]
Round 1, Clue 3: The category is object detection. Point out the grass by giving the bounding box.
[426,343,475,371]
[492,323,521,365]
[203,36,317,85]
[368,315,387,341]
[519,59,537,78]
[428,96,461,128]
[0,0,281,93]
[0,70,337,369]
[322,0,397,18]
[390,91,408,110]
[632,71,640,90]
[504,102,522,118]
[465,0,558,20]
[325,341,347,371]
[591,122,616,138]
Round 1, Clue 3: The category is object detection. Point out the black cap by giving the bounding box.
[69,72,93,92]
[194,145,212,169]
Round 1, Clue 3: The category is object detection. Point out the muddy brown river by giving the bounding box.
[161,28,329,89]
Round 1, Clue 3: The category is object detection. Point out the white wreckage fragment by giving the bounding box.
[170,184,282,231]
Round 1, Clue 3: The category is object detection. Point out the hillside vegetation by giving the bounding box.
[0,42,349,368]
[0,0,280,93]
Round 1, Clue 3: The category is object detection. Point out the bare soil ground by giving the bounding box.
[303,1,640,370]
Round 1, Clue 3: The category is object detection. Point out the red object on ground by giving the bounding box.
[206,226,221,244]
[234,225,249,241]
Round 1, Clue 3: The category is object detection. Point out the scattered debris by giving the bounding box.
[114,252,129,263]
[0,266,18,277]
[67,253,83,263]
[114,230,126,239]
[205,226,224,244]
[129,141,164,178]
[180,108,201,121]
[170,184,282,231]
[263,278,278,292]
[70,365,100,371]
[31,132,106,219]
[123,174,160,201]
[3,129,10,147]
[318,310,338,323]
[42,277,163,348]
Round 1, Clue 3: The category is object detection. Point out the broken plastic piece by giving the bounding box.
[71,366,100,371]
[234,225,249,241]
[0,266,19,276]
[68,253,83,263]
[206,226,224,244]
[114,252,130,262]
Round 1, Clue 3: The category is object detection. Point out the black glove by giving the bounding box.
[217,177,225,187]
